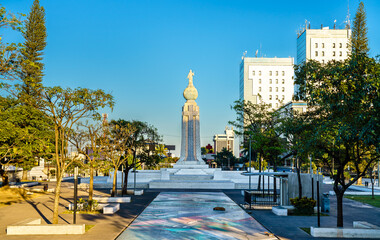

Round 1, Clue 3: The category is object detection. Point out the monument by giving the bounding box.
[174,70,208,169]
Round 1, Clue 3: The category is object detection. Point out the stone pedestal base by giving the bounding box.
[173,162,209,169]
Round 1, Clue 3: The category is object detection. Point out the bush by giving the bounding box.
[290,197,316,215]
[77,198,98,212]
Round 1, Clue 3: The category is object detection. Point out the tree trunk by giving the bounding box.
[371,172,374,199]
[122,168,130,195]
[89,166,94,201]
[273,162,277,203]
[1,170,9,187]
[111,168,117,197]
[257,154,261,190]
[336,192,344,227]
[52,175,62,224]
[22,170,28,181]
[296,158,302,199]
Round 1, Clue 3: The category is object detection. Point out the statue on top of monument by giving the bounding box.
[183,69,198,101]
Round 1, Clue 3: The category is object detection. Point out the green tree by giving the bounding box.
[38,86,113,224]
[70,121,106,201]
[114,120,161,194]
[350,2,368,56]
[230,99,287,191]
[100,121,135,197]
[0,5,23,82]
[215,148,237,170]
[294,2,379,227]
[19,0,46,100]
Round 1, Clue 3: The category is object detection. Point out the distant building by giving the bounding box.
[240,57,294,109]
[213,126,235,155]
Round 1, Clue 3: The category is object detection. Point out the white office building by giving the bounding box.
[240,57,294,109]
[295,26,351,93]
[213,126,235,156]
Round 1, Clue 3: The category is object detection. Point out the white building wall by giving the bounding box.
[240,57,294,109]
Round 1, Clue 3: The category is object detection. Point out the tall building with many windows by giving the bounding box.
[239,57,294,109]
[295,26,351,93]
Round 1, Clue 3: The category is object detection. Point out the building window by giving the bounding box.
[282,95,285,100]
[322,51,325,56]
[269,103,272,107]
[270,79,272,84]
[276,71,278,76]
[276,87,278,92]
[339,43,342,48]
[276,95,278,100]
[282,79,285,84]
[333,51,336,57]
[269,71,272,76]
[259,87,261,92]
[322,43,325,48]
[252,71,255,76]
[259,79,262,84]
[282,87,285,92]
[322,60,325,64]
[276,103,278,108]
[340,51,342,56]
[315,43,318,48]
[315,51,318,56]
[282,71,285,76]
[259,71,261,76]
[333,43,336,48]
[269,87,272,92]
[346,43,349,48]
[276,79,278,84]
[269,95,272,100]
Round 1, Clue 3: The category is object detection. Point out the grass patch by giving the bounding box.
[85,224,95,232]
[0,186,45,208]
[300,227,310,235]
[62,210,102,214]
[345,195,380,208]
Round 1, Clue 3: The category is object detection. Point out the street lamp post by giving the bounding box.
[249,138,252,191]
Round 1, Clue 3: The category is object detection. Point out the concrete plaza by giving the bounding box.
[117,192,274,240]
[0,181,379,239]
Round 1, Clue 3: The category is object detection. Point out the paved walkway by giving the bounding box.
[117,192,274,240]
[1,183,380,240]
[0,181,158,240]
[225,184,380,240]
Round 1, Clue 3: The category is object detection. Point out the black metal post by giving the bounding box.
[73,167,78,224]
[249,138,252,191]
[133,156,137,195]
[311,176,314,200]
[317,173,320,227]
[262,172,265,196]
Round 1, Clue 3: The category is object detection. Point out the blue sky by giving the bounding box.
[1,0,380,156]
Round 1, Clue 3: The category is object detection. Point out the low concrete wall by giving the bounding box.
[311,227,380,238]
[284,173,323,205]
[7,218,85,235]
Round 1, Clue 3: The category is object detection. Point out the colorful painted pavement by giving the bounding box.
[116,192,275,240]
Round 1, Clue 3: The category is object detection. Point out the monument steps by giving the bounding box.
[149,179,235,189]
[170,174,213,181]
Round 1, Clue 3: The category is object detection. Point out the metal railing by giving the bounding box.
[244,190,280,209]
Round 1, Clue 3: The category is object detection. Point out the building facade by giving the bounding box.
[295,26,351,93]
[213,126,235,156]
[240,57,294,109]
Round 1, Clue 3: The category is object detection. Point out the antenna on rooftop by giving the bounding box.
[346,0,351,29]
[334,19,336,29]
[241,51,247,60]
